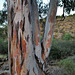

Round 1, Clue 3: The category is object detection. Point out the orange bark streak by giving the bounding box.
[46,25,54,48]
[16,59,21,75]
[22,38,26,57]
[16,6,21,12]
[35,33,39,46]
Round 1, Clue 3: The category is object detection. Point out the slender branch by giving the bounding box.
[42,0,58,59]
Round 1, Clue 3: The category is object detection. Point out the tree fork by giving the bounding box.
[7,0,58,75]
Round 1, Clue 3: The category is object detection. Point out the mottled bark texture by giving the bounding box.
[7,0,58,75]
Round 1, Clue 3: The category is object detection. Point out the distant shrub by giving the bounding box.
[58,59,75,75]
[63,33,72,40]
[49,44,61,59]
[0,39,8,54]
[68,14,75,17]
[56,16,62,18]
[49,40,75,59]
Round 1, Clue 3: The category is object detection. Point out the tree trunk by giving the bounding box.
[7,0,58,75]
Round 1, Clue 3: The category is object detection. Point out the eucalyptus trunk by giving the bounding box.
[7,0,58,75]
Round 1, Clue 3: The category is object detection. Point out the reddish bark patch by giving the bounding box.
[36,19,39,27]
[48,8,56,23]
[35,34,40,46]
[20,20,23,29]
[16,59,21,75]
[18,0,20,5]
[49,15,54,23]
[22,38,26,54]
[16,6,21,12]
[35,40,38,46]
[13,29,16,41]
[33,67,36,74]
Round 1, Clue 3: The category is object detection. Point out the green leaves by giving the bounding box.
[0,10,7,25]
[49,40,75,59]
[0,0,7,25]
[0,39,8,54]
[37,0,49,18]
[58,59,75,75]
[59,0,75,14]
[63,33,72,40]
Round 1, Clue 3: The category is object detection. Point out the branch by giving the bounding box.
[42,0,58,59]
[28,0,44,64]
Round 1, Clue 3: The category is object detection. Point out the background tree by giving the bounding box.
[58,0,75,20]
[7,0,58,74]
[0,0,7,25]
[0,0,7,40]
[37,0,49,19]
[0,0,49,23]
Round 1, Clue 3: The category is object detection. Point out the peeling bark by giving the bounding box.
[7,0,58,75]
[43,0,58,59]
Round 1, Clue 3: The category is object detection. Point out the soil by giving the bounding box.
[0,56,75,75]
[0,60,9,75]
[0,59,62,75]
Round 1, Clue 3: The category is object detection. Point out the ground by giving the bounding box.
[0,56,75,75]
